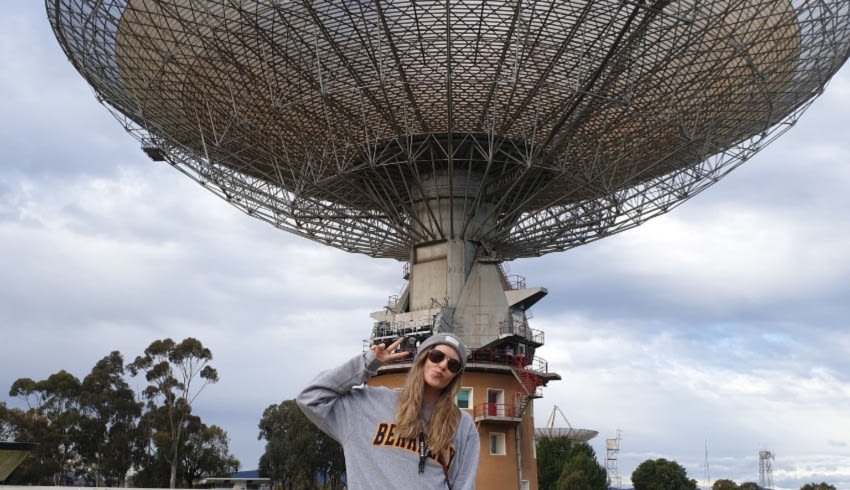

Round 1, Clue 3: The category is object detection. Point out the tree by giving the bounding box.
[181,421,240,486]
[0,401,54,484]
[129,422,171,490]
[258,400,344,490]
[3,340,229,487]
[9,370,82,485]
[0,402,16,439]
[557,442,607,490]
[536,437,606,490]
[76,351,143,487]
[800,483,837,490]
[128,337,219,488]
[631,458,698,490]
[537,436,573,490]
[713,478,739,490]
[739,483,760,490]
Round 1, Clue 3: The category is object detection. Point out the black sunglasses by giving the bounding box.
[426,349,462,374]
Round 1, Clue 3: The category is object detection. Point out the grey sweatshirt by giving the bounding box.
[296,351,480,489]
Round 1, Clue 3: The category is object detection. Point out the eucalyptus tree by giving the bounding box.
[0,402,15,439]
[0,401,53,484]
[258,400,344,490]
[181,421,240,486]
[128,337,219,488]
[9,370,82,485]
[77,351,142,486]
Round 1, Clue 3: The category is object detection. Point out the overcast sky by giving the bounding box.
[2,3,849,489]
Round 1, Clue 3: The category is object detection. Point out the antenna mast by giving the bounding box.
[606,430,622,489]
[759,450,775,490]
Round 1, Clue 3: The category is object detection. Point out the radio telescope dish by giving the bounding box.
[43,2,850,486]
[535,405,598,442]
[45,1,850,260]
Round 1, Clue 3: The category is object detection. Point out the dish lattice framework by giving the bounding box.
[47,1,850,260]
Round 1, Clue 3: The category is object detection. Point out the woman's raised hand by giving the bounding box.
[371,337,411,364]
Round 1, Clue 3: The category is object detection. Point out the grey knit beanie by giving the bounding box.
[416,332,468,371]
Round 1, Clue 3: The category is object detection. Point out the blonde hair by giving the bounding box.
[395,348,462,457]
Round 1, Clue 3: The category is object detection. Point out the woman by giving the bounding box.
[296,332,480,489]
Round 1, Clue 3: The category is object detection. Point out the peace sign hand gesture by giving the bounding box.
[371,337,411,364]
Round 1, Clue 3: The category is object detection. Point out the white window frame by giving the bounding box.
[456,387,473,409]
[489,432,507,455]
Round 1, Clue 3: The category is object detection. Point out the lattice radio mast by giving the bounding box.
[759,450,775,490]
[606,430,622,489]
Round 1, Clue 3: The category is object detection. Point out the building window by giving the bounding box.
[456,387,472,409]
[489,432,506,455]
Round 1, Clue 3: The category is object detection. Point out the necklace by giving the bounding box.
[417,431,431,474]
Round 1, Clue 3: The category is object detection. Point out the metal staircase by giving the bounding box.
[511,355,543,418]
